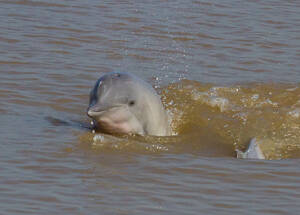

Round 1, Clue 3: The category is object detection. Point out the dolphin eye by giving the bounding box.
[129,100,135,106]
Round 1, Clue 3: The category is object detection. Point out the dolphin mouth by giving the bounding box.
[87,106,104,117]
[87,109,103,117]
[87,104,125,117]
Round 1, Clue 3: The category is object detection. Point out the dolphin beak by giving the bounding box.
[87,105,103,117]
[87,104,124,117]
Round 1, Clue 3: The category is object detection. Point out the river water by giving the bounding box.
[1,0,300,214]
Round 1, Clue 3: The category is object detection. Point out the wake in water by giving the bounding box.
[161,80,300,159]
[77,79,300,160]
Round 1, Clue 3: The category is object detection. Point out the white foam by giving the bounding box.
[93,134,105,142]
[191,90,229,112]
[251,94,259,101]
[191,90,208,101]
[288,108,300,118]
[208,97,229,112]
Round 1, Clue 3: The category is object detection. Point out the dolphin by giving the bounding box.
[87,72,171,136]
[236,138,265,159]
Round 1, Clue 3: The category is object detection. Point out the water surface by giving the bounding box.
[1,0,300,214]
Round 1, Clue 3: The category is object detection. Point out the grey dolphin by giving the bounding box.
[236,138,265,159]
[87,72,171,136]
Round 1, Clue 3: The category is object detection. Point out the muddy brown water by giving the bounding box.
[1,0,300,214]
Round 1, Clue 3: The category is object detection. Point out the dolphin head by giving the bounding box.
[87,72,151,135]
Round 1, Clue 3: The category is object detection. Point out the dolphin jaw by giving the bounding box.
[87,104,144,135]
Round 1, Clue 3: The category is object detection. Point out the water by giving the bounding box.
[1,0,300,214]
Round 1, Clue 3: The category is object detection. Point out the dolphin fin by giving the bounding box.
[236,138,265,159]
